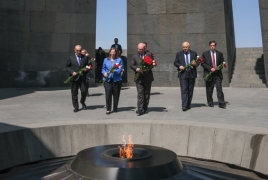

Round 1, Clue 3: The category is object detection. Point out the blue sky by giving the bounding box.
[96,0,262,49]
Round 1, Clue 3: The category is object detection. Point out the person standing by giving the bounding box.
[111,38,123,56]
[95,47,106,82]
[102,47,123,114]
[66,45,89,112]
[174,42,198,111]
[130,43,154,115]
[201,41,226,108]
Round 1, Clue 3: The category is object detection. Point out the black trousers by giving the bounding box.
[180,77,195,108]
[104,79,122,111]
[71,78,88,109]
[136,81,152,111]
[205,75,225,105]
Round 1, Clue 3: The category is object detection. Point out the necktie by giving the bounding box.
[212,51,216,68]
[78,56,81,66]
[185,53,189,70]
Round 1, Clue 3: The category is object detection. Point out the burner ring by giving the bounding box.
[70,144,183,180]
[102,148,153,161]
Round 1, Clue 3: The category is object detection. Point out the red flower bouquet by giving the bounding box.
[135,55,157,81]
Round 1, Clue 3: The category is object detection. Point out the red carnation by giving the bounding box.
[197,57,203,63]
[143,56,153,65]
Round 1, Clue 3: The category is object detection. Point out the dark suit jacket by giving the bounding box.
[111,44,123,55]
[201,50,224,80]
[66,54,89,82]
[174,50,198,79]
[130,51,154,83]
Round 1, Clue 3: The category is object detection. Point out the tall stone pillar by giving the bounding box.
[259,0,268,87]
[127,0,235,87]
[0,0,96,88]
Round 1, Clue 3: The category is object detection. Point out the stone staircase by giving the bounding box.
[230,48,266,88]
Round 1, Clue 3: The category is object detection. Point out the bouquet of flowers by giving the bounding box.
[204,62,227,81]
[64,65,92,83]
[135,56,157,81]
[102,63,121,84]
[178,56,203,74]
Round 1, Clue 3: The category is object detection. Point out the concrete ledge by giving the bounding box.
[1,120,268,175]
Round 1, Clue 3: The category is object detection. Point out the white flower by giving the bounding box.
[197,56,199,58]
[86,65,91,69]
[152,60,156,63]
[153,63,156,66]
[115,63,119,66]
[223,61,226,64]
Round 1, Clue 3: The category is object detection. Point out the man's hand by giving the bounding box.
[104,73,108,77]
[179,66,185,70]
[191,61,197,66]
[72,72,77,76]
[211,68,216,72]
[136,68,141,72]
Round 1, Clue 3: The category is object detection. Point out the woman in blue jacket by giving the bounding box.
[102,47,123,114]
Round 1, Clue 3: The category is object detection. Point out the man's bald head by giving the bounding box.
[137,43,145,54]
[182,41,190,53]
[74,45,82,55]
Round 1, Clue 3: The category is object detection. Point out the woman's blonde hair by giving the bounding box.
[108,47,119,59]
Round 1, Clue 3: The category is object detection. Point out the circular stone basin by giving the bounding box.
[70,144,183,180]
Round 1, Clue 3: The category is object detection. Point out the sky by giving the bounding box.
[96,0,262,49]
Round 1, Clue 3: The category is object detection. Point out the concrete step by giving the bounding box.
[231,78,265,84]
[234,62,264,67]
[236,48,263,54]
[230,83,266,88]
[234,66,264,70]
[236,54,263,59]
[232,74,265,79]
[235,58,263,62]
[233,69,265,74]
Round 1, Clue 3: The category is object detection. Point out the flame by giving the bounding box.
[118,135,134,158]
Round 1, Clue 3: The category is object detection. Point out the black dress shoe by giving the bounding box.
[136,110,143,115]
[182,107,187,111]
[73,108,78,113]
[143,108,148,114]
[208,103,214,107]
[219,104,226,108]
[81,102,87,110]
[106,111,111,115]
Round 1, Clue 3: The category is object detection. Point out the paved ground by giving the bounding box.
[0,86,268,131]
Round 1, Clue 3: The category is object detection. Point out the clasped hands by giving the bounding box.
[179,60,197,70]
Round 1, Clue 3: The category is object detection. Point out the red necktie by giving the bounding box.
[211,51,216,68]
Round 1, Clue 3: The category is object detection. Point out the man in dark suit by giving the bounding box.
[201,41,226,108]
[66,45,89,112]
[174,41,198,111]
[111,38,123,56]
[130,43,154,115]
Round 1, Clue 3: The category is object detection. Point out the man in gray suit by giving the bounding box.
[66,45,89,112]
[130,43,154,115]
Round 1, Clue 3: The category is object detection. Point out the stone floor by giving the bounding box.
[0,86,268,131]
